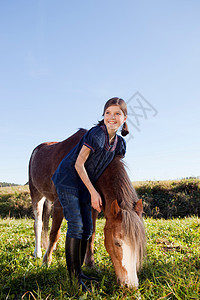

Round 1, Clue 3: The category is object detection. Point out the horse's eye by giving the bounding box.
[114,240,122,247]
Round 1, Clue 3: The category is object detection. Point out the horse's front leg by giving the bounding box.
[85,209,99,267]
[43,199,63,265]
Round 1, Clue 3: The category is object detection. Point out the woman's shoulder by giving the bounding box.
[87,125,105,138]
[83,125,105,149]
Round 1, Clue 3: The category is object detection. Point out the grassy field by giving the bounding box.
[0,216,199,299]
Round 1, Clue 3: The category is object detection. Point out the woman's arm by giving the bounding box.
[75,145,102,212]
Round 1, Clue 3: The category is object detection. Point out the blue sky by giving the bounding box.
[0,0,200,184]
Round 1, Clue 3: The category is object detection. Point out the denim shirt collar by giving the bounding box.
[100,123,118,152]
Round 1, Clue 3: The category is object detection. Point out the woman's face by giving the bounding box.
[104,105,127,132]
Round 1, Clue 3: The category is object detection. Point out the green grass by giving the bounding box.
[0,217,199,299]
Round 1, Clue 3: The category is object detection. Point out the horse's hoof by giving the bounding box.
[42,252,52,266]
[33,249,42,258]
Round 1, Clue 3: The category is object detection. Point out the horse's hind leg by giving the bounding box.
[29,179,45,258]
[41,199,52,249]
[33,197,46,258]
[43,198,64,265]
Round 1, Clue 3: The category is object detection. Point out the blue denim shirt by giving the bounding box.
[52,124,126,196]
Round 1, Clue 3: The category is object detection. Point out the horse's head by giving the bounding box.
[96,156,146,288]
[104,199,145,288]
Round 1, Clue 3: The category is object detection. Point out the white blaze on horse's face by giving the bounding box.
[104,199,140,288]
[104,223,139,289]
[121,238,138,288]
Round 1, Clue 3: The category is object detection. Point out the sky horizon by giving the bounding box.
[1,0,200,185]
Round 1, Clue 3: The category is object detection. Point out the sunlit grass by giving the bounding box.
[0,217,199,299]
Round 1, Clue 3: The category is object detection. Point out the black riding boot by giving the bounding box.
[80,239,99,282]
[65,237,89,291]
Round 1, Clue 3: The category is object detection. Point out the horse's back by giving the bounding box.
[29,128,87,197]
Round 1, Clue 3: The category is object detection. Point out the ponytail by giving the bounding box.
[97,119,104,126]
[121,121,129,136]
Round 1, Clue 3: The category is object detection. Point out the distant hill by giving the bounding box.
[0,182,20,187]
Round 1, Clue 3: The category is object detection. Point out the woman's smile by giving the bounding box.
[104,105,127,133]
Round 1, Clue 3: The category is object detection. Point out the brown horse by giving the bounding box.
[29,129,146,288]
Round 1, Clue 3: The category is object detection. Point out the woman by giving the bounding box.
[52,97,129,291]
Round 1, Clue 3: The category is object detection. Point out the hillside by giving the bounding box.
[0,182,20,187]
[0,179,200,218]
[134,179,200,218]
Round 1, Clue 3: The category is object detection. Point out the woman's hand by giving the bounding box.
[91,190,102,213]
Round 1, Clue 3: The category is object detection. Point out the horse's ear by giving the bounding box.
[135,199,143,217]
[111,200,121,218]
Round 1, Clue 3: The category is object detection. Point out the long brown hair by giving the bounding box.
[98,97,129,136]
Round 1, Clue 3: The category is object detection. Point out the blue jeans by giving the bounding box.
[56,186,93,240]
